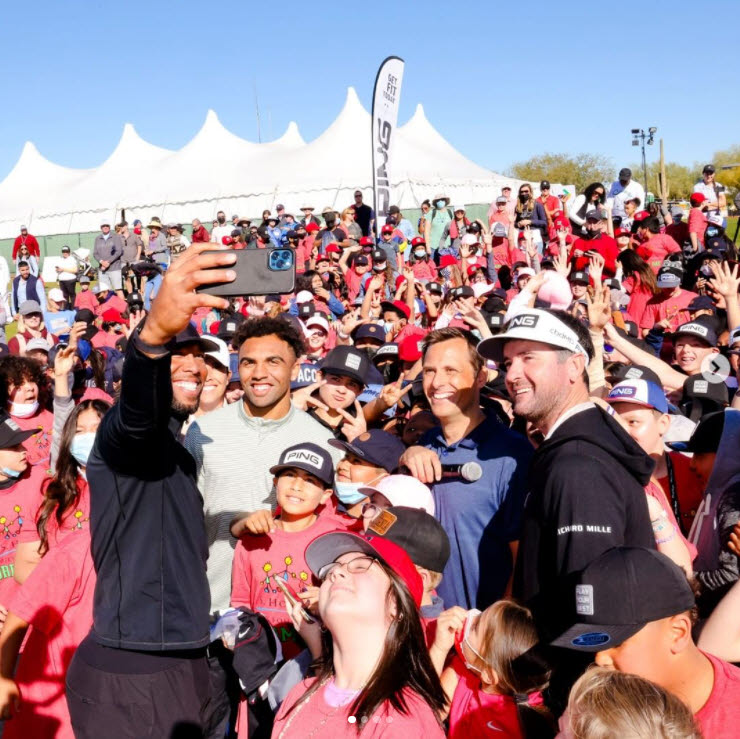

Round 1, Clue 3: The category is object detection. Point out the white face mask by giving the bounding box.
[10,401,38,418]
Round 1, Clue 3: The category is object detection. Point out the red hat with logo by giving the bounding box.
[633,210,650,223]
[439,254,458,269]
[381,224,395,235]
[359,236,375,247]
[395,275,408,290]
[690,193,706,207]
[102,309,125,325]
[305,222,320,233]
[325,243,341,254]
[614,227,631,239]
[221,235,234,245]
[305,530,423,607]
[398,334,424,362]
[411,236,426,247]
[380,300,411,320]
[466,261,486,276]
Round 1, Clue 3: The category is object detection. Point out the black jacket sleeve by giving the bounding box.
[96,338,174,475]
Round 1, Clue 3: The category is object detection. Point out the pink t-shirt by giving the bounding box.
[411,260,438,282]
[36,477,90,550]
[0,465,47,605]
[7,529,95,739]
[640,289,698,332]
[688,208,707,244]
[637,234,681,274]
[273,678,445,738]
[73,291,98,313]
[230,515,353,659]
[11,409,53,468]
[695,651,740,739]
[448,656,541,738]
[91,330,119,349]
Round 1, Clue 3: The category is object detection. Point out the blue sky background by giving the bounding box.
[1,0,735,181]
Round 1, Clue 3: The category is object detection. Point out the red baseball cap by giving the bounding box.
[325,243,341,254]
[466,262,485,276]
[411,236,426,247]
[305,530,423,607]
[633,210,650,223]
[359,236,375,247]
[221,235,233,245]
[690,193,705,206]
[305,222,320,233]
[398,334,423,362]
[395,275,407,290]
[380,300,411,320]
[614,228,631,239]
[102,309,125,325]
[439,254,458,269]
[381,224,395,235]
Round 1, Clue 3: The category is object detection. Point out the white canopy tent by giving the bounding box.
[0,87,522,238]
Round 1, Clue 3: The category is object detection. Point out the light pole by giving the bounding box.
[631,127,657,195]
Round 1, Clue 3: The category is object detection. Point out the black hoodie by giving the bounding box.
[513,404,656,640]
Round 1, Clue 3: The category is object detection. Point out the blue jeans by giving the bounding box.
[144,265,167,310]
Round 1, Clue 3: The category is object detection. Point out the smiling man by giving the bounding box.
[183,316,343,738]
[399,327,532,610]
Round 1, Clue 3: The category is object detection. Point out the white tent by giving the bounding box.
[0,87,521,238]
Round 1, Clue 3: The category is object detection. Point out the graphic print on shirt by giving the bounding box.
[261,556,310,595]
[0,504,25,583]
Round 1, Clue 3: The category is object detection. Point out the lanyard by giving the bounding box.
[664,454,686,536]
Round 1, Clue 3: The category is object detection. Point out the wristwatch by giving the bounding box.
[131,321,171,358]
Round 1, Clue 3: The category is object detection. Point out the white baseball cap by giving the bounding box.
[204,335,230,370]
[48,288,65,303]
[295,290,314,304]
[306,315,330,334]
[477,308,590,363]
[358,474,435,516]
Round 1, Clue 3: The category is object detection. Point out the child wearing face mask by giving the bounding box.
[0,356,53,467]
[327,430,405,518]
[410,237,438,281]
[430,600,554,738]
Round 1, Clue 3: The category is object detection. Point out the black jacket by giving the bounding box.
[87,337,211,651]
[513,405,656,640]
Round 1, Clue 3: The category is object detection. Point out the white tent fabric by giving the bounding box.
[0,87,522,238]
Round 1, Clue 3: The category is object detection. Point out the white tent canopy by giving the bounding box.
[0,87,522,238]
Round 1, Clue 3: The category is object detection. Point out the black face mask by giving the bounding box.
[217,217,226,224]
[359,345,378,361]
[381,362,401,384]
[325,218,336,229]
[519,193,530,203]
[586,228,601,239]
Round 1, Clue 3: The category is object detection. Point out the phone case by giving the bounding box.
[196,248,296,297]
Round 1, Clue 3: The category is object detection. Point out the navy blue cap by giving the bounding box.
[352,323,385,343]
[328,430,405,472]
[168,323,220,352]
[269,442,334,486]
[687,295,716,313]
[229,352,239,383]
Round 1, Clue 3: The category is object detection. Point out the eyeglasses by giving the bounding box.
[317,554,377,582]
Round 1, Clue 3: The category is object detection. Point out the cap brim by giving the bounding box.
[7,428,40,447]
[305,531,383,578]
[604,397,662,412]
[171,335,220,353]
[671,331,713,346]
[550,621,645,652]
[269,463,332,487]
[666,440,692,452]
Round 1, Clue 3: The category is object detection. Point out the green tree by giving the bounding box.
[629,161,698,200]
[508,152,614,193]
[712,145,740,193]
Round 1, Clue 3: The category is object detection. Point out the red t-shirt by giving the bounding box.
[688,208,707,244]
[640,289,698,332]
[637,234,681,274]
[230,515,353,659]
[622,276,655,329]
[0,465,47,606]
[273,678,446,738]
[93,294,127,317]
[658,452,704,533]
[491,239,526,269]
[73,291,98,313]
[6,529,95,739]
[569,234,620,276]
[91,330,119,349]
[695,651,740,739]
[394,324,429,345]
[666,221,689,246]
[411,259,438,282]
[11,409,53,468]
[343,268,364,303]
[448,655,542,738]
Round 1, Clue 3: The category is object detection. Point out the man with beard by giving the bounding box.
[65,243,237,738]
[477,308,655,645]
[184,316,343,737]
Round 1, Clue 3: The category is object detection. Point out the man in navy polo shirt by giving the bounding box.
[400,327,532,610]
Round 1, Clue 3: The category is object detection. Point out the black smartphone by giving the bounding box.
[196,248,296,297]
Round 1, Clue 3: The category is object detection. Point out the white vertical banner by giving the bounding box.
[371,56,405,235]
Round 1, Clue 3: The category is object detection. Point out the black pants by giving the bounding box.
[59,279,77,310]
[202,640,241,739]
[66,649,209,738]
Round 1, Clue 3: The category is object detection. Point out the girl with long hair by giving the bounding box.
[273,531,447,737]
[617,249,658,328]
[430,600,554,738]
[514,185,547,245]
[569,182,606,234]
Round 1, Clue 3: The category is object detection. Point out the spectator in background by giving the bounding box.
[388,205,414,241]
[569,209,619,276]
[119,221,143,294]
[635,216,681,274]
[418,199,431,236]
[693,164,727,216]
[514,184,547,245]
[12,225,40,260]
[44,287,75,337]
[74,276,97,312]
[425,194,453,257]
[666,206,690,249]
[536,180,559,231]
[568,182,606,235]
[55,245,79,309]
[210,210,232,245]
[351,190,374,237]
[93,220,124,298]
[299,205,321,228]
[10,262,45,317]
[14,244,38,277]
[191,218,210,243]
[608,167,646,219]
[688,193,708,253]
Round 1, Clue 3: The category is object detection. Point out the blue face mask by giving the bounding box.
[70,432,96,467]
[334,480,369,506]
[435,200,446,209]
[383,320,396,334]
[0,467,22,479]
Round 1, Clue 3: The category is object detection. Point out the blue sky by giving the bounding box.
[1,0,735,182]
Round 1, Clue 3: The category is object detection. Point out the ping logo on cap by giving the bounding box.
[345,354,361,371]
[681,323,708,337]
[571,632,610,648]
[693,380,709,394]
[509,314,539,329]
[283,449,322,469]
[575,584,594,615]
[610,386,637,399]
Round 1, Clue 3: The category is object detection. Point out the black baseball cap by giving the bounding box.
[127,292,144,307]
[320,346,370,385]
[672,316,718,347]
[703,164,716,174]
[371,343,400,365]
[622,321,639,339]
[668,409,726,453]
[467,222,482,234]
[551,547,695,652]
[540,180,551,189]
[354,255,369,266]
[298,302,316,320]
[678,375,729,422]
[352,323,385,343]
[75,308,95,325]
[371,248,387,263]
[168,323,220,352]
[217,314,245,340]
[0,414,38,450]
[450,285,474,299]
[269,442,334,486]
[619,167,632,179]
[569,271,589,285]
[611,364,664,389]
[328,429,405,472]
[487,313,505,333]
[366,506,450,572]
[426,282,443,295]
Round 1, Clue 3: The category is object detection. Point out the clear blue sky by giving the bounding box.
[1,0,735,182]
